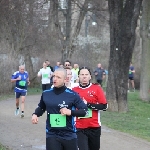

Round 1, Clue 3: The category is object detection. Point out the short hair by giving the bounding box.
[78,66,92,75]
[64,60,71,65]
[19,65,25,69]
[54,68,67,77]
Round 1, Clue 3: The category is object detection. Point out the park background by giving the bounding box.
[0,1,150,149]
[0,1,149,112]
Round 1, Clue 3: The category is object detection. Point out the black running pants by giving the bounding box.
[77,127,101,150]
[46,137,78,150]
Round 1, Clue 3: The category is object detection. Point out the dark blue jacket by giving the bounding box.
[35,86,88,140]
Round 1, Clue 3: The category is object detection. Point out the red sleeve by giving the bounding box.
[96,85,107,104]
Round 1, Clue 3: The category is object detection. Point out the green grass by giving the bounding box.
[27,87,42,95]
[101,91,150,142]
[0,87,42,101]
[0,144,9,150]
[0,92,14,101]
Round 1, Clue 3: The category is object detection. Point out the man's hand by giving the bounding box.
[28,81,30,85]
[32,114,38,124]
[16,77,21,80]
[60,108,71,116]
[95,72,98,75]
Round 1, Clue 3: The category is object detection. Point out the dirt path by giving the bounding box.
[0,95,150,150]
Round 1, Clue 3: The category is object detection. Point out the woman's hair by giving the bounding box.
[78,66,92,75]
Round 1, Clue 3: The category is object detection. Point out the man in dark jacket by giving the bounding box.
[94,63,106,86]
[32,68,88,150]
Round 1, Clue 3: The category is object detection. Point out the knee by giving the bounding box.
[21,99,25,103]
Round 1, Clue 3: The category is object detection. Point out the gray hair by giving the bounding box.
[54,68,67,77]
[19,65,25,69]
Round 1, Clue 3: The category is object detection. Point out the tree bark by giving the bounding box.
[107,0,143,112]
[68,0,89,58]
[140,0,150,102]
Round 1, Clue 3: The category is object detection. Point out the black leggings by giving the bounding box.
[46,137,78,150]
[42,84,51,91]
[97,80,102,86]
[77,127,101,150]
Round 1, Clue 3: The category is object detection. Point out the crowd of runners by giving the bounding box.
[10,59,135,150]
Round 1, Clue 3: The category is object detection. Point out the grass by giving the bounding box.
[0,87,42,101]
[0,144,9,150]
[27,87,42,95]
[101,90,150,142]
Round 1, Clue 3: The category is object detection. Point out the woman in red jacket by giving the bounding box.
[73,67,108,150]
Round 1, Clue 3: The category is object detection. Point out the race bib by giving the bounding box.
[43,74,48,78]
[19,81,26,86]
[78,108,92,119]
[50,114,66,127]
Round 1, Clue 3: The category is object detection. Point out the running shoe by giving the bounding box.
[21,113,24,118]
[15,108,19,116]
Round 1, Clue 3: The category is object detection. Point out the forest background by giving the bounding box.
[0,0,149,112]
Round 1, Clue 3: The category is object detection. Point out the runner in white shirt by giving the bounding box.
[64,60,78,83]
[64,67,78,89]
[37,62,53,91]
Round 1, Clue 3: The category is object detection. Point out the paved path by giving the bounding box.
[0,95,150,150]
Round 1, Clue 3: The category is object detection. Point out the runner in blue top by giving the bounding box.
[11,65,30,118]
[128,62,135,92]
[32,68,88,150]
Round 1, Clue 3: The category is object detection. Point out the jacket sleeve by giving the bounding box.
[32,94,46,117]
[71,93,88,117]
[87,103,108,111]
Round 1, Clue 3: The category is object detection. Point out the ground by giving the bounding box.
[0,95,150,150]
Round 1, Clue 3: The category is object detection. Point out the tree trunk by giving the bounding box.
[140,0,150,102]
[23,0,37,85]
[68,0,89,59]
[24,47,36,83]
[61,0,72,61]
[107,0,143,112]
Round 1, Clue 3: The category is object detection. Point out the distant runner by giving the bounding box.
[11,65,30,118]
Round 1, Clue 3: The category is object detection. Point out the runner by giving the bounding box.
[94,63,106,86]
[37,62,53,91]
[45,60,54,88]
[31,68,88,150]
[128,62,135,92]
[64,66,79,89]
[73,66,108,150]
[72,63,79,83]
[64,60,78,83]
[11,65,30,118]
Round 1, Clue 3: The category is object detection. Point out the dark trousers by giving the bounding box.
[77,127,101,150]
[42,84,51,91]
[46,137,78,150]
[97,80,102,86]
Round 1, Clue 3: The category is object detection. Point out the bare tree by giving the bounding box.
[48,0,109,62]
[106,0,143,112]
